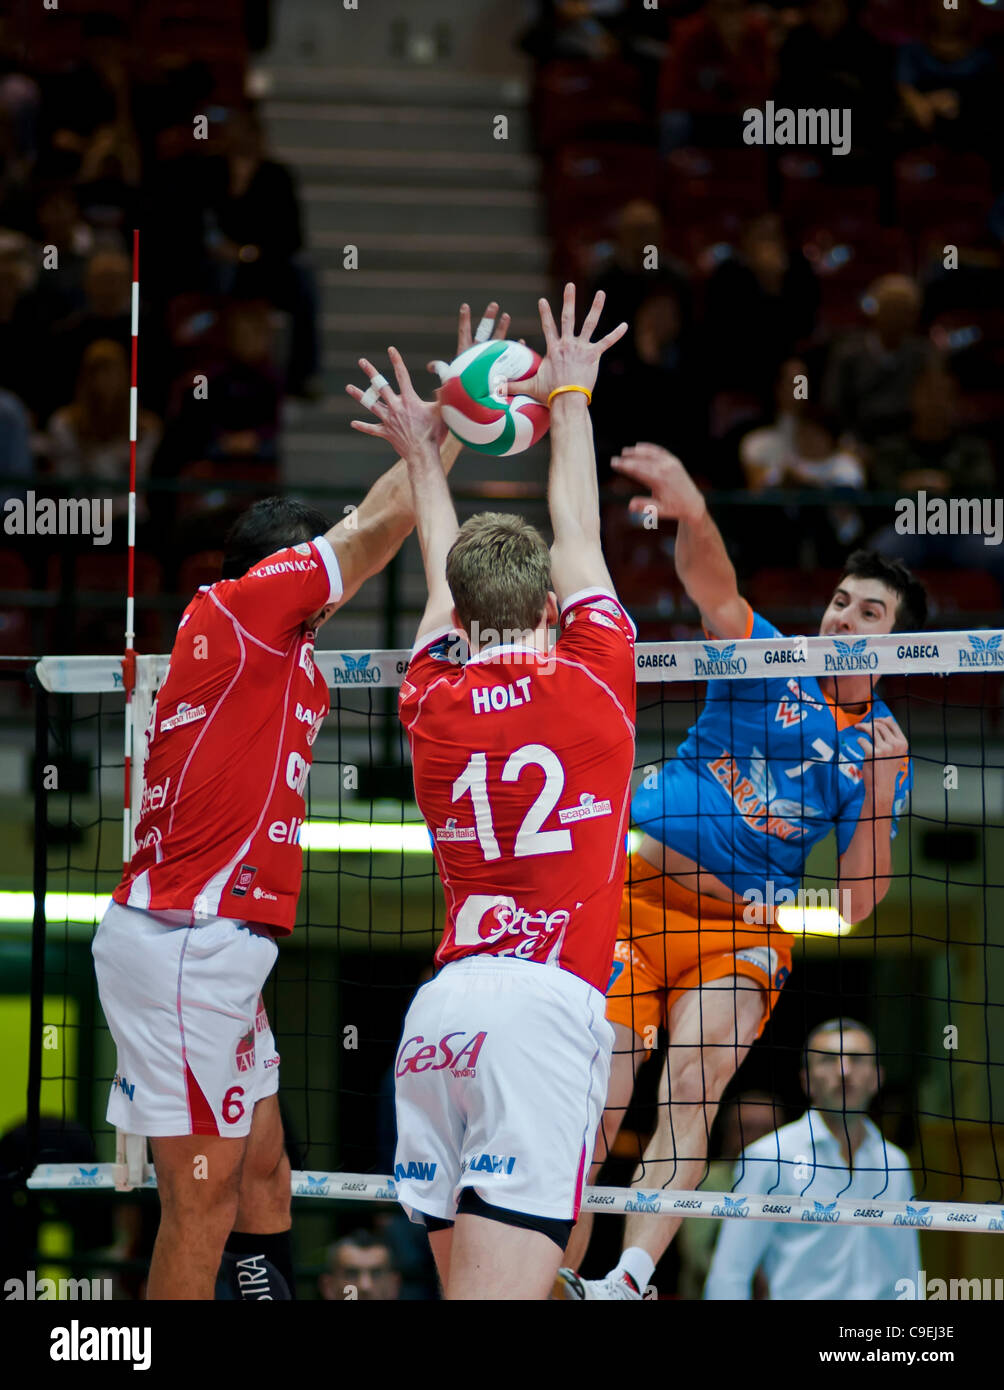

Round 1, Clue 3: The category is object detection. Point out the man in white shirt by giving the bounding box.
[704,1018,920,1300]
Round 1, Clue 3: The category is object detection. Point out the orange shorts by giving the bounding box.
[605,854,793,1050]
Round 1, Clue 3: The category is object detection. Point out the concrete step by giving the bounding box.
[320,269,547,323]
[309,229,550,274]
[265,102,533,155]
[263,65,529,108]
[303,185,541,239]
[278,144,538,189]
[281,431,552,491]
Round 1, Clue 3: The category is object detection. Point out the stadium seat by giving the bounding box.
[662,147,769,227]
[534,60,649,154]
[746,568,842,615]
[0,553,33,655]
[894,150,993,244]
[548,143,663,236]
[915,570,1002,620]
[778,158,881,237]
[46,551,163,595]
[802,225,914,331]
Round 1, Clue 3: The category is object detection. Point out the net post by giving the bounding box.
[25,666,49,1180]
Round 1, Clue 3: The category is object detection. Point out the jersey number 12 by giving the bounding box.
[452,744,572,861]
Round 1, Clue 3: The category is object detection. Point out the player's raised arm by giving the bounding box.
[513,284,626,603]
[611,444,749,639]
[330,302,510,609]
[347,347,456,642]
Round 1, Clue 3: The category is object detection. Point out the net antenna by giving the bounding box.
[114,227,152,1194]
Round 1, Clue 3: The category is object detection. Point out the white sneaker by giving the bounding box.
[553,1267,645,1300]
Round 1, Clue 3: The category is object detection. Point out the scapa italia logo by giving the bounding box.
[694,642,748,678]
[959,634,1004,668]
[823,638,878,673]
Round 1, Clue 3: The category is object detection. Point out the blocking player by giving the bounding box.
[92,303,512,1301]
[558,443,924,1299]
[347,285,634,1300]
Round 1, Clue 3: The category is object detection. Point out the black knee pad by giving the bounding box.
[457,1187,574,1250]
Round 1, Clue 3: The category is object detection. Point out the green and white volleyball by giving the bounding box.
[439,340,550,456]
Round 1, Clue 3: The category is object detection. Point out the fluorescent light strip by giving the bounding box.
[775,905,852,936]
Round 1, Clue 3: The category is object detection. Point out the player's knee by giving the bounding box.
[669,1051,731,1111]
[157,1149,243,1223]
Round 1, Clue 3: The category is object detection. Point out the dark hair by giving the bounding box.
[221,497,332,580]
[836,549,928,632]
[325,1230,395,1270]
[802,1017,877,1071]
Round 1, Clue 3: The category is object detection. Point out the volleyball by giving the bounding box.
[438,339,550,456]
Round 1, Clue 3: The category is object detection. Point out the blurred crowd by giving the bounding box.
[0,2,315,626]
[525,0,1004,605]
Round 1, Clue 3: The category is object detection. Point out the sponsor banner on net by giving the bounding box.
[634,632,1004,682]
[579,1190,1004,1231]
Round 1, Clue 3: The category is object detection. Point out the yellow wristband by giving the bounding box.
[546,385,592,407]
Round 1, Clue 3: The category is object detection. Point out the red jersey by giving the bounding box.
[113,537,341,934]
[400,589,637,993]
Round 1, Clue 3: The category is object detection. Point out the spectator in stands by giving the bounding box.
[868,363,999,575]
[46,339,161,527]
[155,299,281,479]
[0,387,32,505]
[897,0,998,162]
[319,1231,402,1302]
[776,0,893,163]
[740,357,865,565]
[589,200,692,355]
[592,284,702,480]
[29,184,91,328]
[75,122,143,243]
[46,247,134,423]
[0,18,41,177]
[676,1090,782,1301]
[702,214,818,402]
[0,243,42,412]
[0,101,32,234]
[519,1,627,62]
[659,0,772,150]
[36,14,134,173]
[822,274,937,446]
[704,1018,920,1301]
[202,107,320,396]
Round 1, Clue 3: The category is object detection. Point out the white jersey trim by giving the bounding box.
[312,535,343,605]
[559,587,637,638]
[410,624,459,662]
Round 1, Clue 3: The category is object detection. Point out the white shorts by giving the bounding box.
[92,900,280,1138]
[393,956,613,1223]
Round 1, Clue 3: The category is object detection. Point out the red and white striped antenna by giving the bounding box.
[122,228,139,868]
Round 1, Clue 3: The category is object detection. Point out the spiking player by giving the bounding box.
[557,443,924,1299]
[92,303,512,1301]
[348,285,635,1300]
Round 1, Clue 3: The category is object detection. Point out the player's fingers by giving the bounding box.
[538,295,559,352]
[473,301,500,344]
[346,381,389,415]
[356,357,396,408]
[349,419,390,438]
[387,346,416,398]
[560,281,576,337]
[456,303,471,351]
[596,320,629,353]
[493,310,511,341]
[580,288,605,340]
[426,359,450,381]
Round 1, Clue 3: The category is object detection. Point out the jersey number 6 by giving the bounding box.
[452,744,572,861]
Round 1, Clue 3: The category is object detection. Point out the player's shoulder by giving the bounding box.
[558,588,637,642]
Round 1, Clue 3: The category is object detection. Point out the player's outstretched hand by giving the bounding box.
[507,283,626,404]
[855,714,909,807]
[427,300,513,381]
[612,443,706,526]
[346,348,446,459]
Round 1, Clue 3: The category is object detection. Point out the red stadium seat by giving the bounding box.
[894,149,993,244]
[746,568,842,616]
[548,143,663,236]
[0,552,33,655]
[662,147,769,228]
[916,570,1002,620]
[46,551,163,595]
[802,225,914,331]
[778,158,881,238]
[534,61,649,154]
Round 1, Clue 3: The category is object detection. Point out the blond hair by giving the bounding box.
[446,512,551,639]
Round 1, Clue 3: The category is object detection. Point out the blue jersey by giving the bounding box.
[632,609,911,897]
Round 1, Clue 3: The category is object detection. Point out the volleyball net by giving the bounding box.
[13,629,1004,1233]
